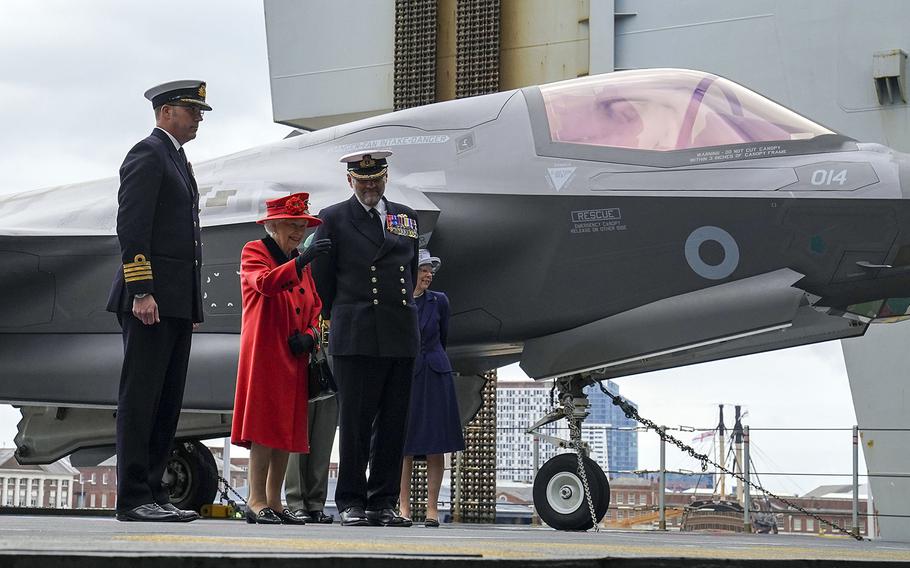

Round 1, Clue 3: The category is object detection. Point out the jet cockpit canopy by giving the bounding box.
[540,68,835,152]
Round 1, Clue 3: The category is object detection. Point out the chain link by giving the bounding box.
[597,382,865,541]
[564,402,600,532]
[217,475,246,509]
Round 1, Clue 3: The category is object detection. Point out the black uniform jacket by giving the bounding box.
[106,128,204,322]
[312,195,420,358]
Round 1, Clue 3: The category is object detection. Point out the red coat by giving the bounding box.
[231,238,321,453]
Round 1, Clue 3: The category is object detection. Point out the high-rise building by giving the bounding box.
[585,381,639,477]
[496,380,639,482]
[496,382,564,482]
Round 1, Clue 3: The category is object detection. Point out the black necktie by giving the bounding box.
[369,208,384,241]
[177,147,190,176]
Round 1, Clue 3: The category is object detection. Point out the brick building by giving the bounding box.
[72,456,117,509]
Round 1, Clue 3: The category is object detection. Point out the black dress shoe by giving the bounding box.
[116,503,181,522]
[290,509,313,522]
[245,507,283,525]
[309,510,334,524]
[366,508,412,527]
[276,508,306,525]
[159,502,200,522]
[339,506,370,526]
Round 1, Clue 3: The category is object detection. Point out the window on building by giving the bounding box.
[639,494,646,505]
[62,480,68,487]
[793,518,802,531]
[806,519,815,532]
[90,494,96,508]
[90,473,96,485]
[617,511,624,520]
[101,494,108,508]
[102,473,108,485]
[49,490,56,505]
[616,493,624,504]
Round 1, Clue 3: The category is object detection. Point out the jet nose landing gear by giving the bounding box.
[528,375,610,530]
[534,453,609,530]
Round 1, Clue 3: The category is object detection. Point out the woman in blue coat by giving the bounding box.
[399,250,465,526]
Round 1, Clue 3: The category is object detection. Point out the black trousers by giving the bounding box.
[333,355,414,511]
[115,313,192,511]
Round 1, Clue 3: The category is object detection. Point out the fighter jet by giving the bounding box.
[2,69,910,529]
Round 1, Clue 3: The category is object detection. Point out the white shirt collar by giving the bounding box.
[156,127,181,151]
[356,196,387,230]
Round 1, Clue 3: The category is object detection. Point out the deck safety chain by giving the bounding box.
[599,382,866,541]
[218,475,247,509]
[564,399,600,532]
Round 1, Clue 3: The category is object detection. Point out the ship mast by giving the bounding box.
[717,404,726,499]
[734,405,744,505]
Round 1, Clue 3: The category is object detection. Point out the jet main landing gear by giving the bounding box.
[165,440,218,512]
[528,375,610,530]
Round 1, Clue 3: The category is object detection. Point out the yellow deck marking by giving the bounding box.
[114,534,910,561]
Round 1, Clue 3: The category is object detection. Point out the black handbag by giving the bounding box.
[308,327,337,402]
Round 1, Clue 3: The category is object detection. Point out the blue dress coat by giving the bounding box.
[403,290,466,456]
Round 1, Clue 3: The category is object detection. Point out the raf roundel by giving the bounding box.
[684,226,740,280]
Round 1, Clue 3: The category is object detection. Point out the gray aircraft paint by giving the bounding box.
[3,70,910,465]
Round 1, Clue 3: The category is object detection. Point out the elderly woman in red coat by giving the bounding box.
[231,192,331,525]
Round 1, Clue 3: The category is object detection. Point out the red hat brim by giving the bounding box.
[256,213,322,226]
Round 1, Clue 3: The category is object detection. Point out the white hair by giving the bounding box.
[263,220,279,238]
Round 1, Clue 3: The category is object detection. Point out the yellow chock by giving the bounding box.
[200,503,235,518]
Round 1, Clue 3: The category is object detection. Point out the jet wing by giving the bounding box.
[520,269,867,380]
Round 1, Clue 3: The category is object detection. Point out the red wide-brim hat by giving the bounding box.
[257,192,322,226]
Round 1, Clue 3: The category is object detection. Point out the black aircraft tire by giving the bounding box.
[165,440,218,512]
[533,453,610,531]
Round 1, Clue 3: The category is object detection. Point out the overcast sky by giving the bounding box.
[0,1,867,496]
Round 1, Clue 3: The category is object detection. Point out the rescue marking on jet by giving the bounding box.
[547,166,576,191]
[685,226,740,280]
[570,208,627,234]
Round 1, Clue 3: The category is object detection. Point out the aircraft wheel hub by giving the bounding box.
[546,472,585,514]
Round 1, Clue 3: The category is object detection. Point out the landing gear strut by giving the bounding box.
[528,375,610,530]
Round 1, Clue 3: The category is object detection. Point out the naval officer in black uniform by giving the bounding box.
[312,150,420,527]
[106,80,210,522]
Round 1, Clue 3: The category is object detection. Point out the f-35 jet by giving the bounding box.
[2,69,910,529]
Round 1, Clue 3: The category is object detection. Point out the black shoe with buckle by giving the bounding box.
[159,502,200,522]
[339,506,370,526]
[366,508,412,527]
[276,508,306,525]
[309,510,334,524]
[245,506,283,525]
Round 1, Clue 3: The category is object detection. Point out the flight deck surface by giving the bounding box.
[0,514,907,567]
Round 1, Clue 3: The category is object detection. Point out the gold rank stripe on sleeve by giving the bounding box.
[123,254,153,283]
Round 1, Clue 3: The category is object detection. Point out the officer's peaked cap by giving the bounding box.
[340,150,392,180]
[144,80,212,111]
